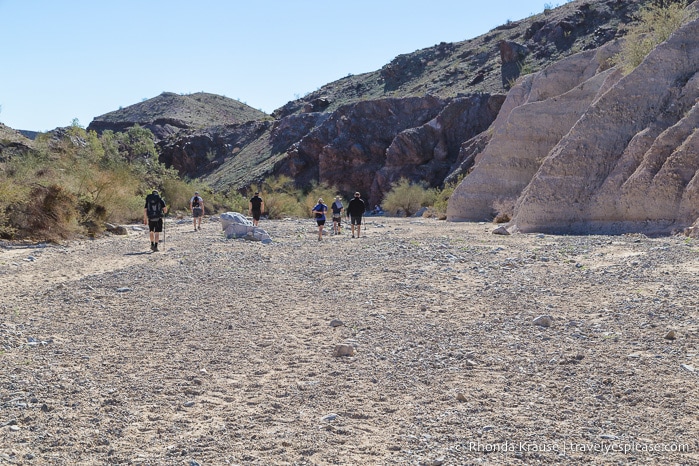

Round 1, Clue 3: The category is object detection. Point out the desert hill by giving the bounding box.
[87,92,268,140]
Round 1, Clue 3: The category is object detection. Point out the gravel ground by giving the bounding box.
[1,216,698,465]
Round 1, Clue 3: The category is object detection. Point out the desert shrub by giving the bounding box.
[492,198,516,224]
[615,1,694,73]
[18,184,81,241]
[382,178,435,217]
[266,192,306,219]
[432,175,464,220]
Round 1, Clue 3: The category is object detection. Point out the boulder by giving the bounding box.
[221,212,272,243]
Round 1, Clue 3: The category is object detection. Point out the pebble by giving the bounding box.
[329,319,344,327]
[533,315,553,327]
[664,330,676,340]
[333,344,355,357]
[680,364,695,372]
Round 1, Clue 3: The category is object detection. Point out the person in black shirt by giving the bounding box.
[249,192,264,226]
[346,192,366,238]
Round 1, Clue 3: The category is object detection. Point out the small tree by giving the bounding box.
[382,178,435,217]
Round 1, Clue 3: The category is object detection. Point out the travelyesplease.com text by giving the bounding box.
[461,440,690,455]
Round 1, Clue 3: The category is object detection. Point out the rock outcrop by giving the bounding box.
[274,95,502,205]
[448,13,699,235]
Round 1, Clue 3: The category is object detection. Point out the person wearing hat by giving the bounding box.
[144,190,168,252]
[249,192,264,226]
[331,195,344,235]
[311,197,328,241]
[190,191,205,231]
[346,191,366,238]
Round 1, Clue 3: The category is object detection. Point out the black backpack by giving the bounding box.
[192,196,201,208]
[146,193,163,220]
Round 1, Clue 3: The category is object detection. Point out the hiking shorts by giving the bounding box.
[333,214,342,223]
[316,219,326,226]
[148,218,163,232]
[350,215,362,225]
[251,209,261,221]
[192,207,203,218]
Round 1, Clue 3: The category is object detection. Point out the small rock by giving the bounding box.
[333,344,355,357]
[329,319,344,328]
[183,401,195,407]
[420,304,428,311]
[664,330,676,340]
[533,315,553,327]
[492,226,510,235]
[680,364,695,372]
[427,458,445,466]
[116,287,133,293]
[321,413,338,422]
[600,434,618,440]
[456,393,467,402]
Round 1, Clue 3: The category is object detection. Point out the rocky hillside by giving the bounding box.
[0,123,34,162]
[153,0,651,206]
[87,92,268,139]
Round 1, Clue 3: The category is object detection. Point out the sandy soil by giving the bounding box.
[1,216,698,465]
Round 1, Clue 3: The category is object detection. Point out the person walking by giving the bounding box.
[331,196,344,235]
[144,190,168,252]
[190,191,204,231]
[346,191,366,238]
[249,192,264,227]
[312,197,328,241]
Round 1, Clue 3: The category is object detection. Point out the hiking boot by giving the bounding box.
[198,226,201,230]
[153,243,159,252]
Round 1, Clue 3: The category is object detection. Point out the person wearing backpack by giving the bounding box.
[190,191,204,231]
[311,197,328,241]
[143,190,168,252]
[331,196,344,235]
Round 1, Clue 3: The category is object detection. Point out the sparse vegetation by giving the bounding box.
[0,124,210,241]
[381,178,435,217]
[615,0,694,73]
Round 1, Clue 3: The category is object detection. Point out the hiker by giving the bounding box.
[331,196,344,235]
[312,197,328,241]
[190,191,204,231]
[144,190,168,252]
[249,192,264,227]
[346,191,366,238]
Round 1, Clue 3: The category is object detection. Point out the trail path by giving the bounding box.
[1,217,698,464]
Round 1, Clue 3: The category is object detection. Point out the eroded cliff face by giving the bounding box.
[448,15,699,235]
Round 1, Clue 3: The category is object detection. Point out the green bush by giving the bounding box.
[615,1,694,73]
[432,175,464,220]
[381,178,435,217]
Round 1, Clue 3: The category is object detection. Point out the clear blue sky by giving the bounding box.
[0,0,558,132]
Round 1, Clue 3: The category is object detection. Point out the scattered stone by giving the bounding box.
[600,434,619,440]
[333,344,355,357]
[116,287,133,293]
[105,223,128,235]
[329,319,344,328]
[321,413,338,422]
[420,304,428,311]
[427,458,445,466]
[456,393,467,402]
[680,364,695,372]
[183,401,195,408]
[492,226,510,235]
[533,315,553,327]
[664,330,676,340]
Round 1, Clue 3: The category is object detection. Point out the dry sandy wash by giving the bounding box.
[1,216,698,465]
